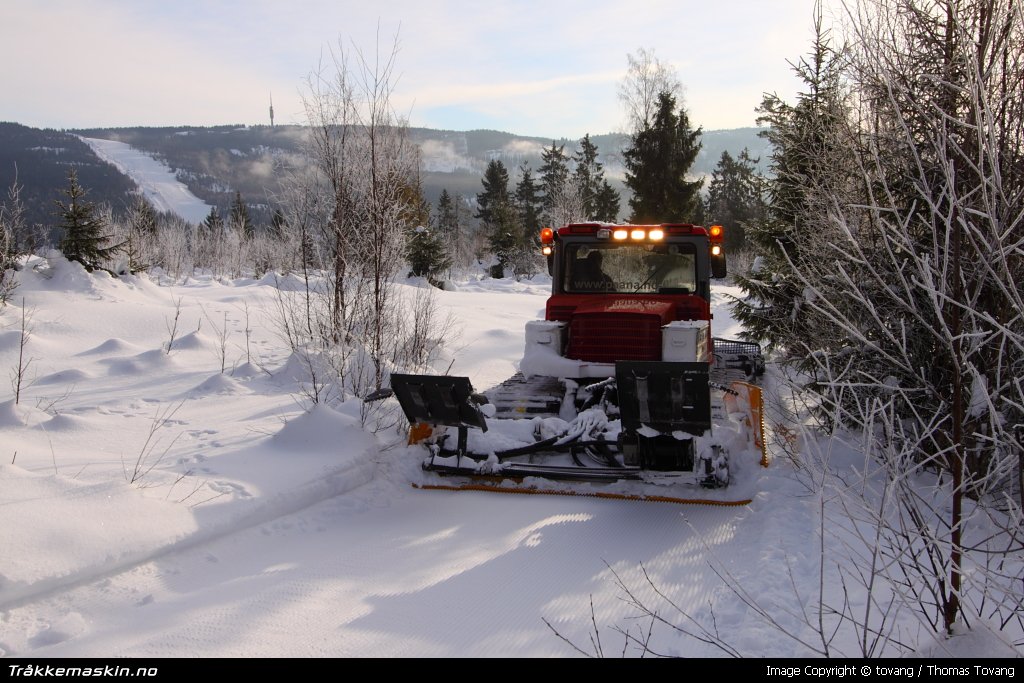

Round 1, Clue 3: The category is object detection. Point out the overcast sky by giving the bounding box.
[3,0,822,138]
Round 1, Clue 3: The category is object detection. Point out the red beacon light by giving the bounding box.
[540,227,555,244]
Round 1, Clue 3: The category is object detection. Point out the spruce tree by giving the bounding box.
[572,134,620,222]
[400,176,449,284]
[436,189,457,238]
[476,161,523,276]
[538,141,569,226]
[435,190,458,276]
[623,92,703,224]
[705,149,765,251]
[514,165,542,236]
[511,166,543,278]
[572,134,601,219]
[398,176,433,233]
[229,191,254,238]
[56,170,119,271]
[405,223,450,283]
[731,26,848,353]
[203,206,224,234]
[594,180,621,223]
[475,160,510,226]
[486,200,520,278]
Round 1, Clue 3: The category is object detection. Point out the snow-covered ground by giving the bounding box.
[0,258,1020,659]
[0,129,1000,661]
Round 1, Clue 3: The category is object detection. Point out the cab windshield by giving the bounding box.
[564,243,697,294]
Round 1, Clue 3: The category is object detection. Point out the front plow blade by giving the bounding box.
[390,373,488,462]
[389,374,487,432]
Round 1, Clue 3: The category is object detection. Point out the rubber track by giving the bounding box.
[412,482,752,507]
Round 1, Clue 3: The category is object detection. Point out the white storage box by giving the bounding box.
[662,320,709,362]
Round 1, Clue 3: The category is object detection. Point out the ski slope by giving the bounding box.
[79,136,213,224]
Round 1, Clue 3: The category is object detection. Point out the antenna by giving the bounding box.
[269,92,275,128]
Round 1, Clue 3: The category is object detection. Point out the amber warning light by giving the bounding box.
[540,227,554,244]
[709,225,724,242]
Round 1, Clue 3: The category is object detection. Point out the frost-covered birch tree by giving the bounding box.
[749,0,1024,635]
[0,176,28,305]
[280,29,450,413]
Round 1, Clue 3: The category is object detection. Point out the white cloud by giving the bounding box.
[3,2,298,127]
[403,70,622,110]
[1,0,817,134]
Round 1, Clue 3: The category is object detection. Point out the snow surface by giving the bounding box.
[3,137,1011,660]
[78,137,213,225]
[0,261,1019,659]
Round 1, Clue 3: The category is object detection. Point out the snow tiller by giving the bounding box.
[387,223,768,504]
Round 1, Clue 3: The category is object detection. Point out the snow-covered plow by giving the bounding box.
[389,365,766,504]
[386,223,768,505]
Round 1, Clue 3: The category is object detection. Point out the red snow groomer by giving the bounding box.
[389,223,767,502]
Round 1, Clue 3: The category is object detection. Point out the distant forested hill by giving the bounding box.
[0,122,138,229]
[2,122,768,231]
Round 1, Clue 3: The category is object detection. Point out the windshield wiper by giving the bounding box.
[632,263,670,294]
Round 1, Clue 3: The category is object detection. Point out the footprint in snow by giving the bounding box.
[27,613,87,649]
[208,480,251,498]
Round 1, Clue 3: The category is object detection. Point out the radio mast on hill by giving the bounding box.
[269,93,275,128]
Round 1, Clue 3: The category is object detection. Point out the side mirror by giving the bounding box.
[711,251,727,279]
